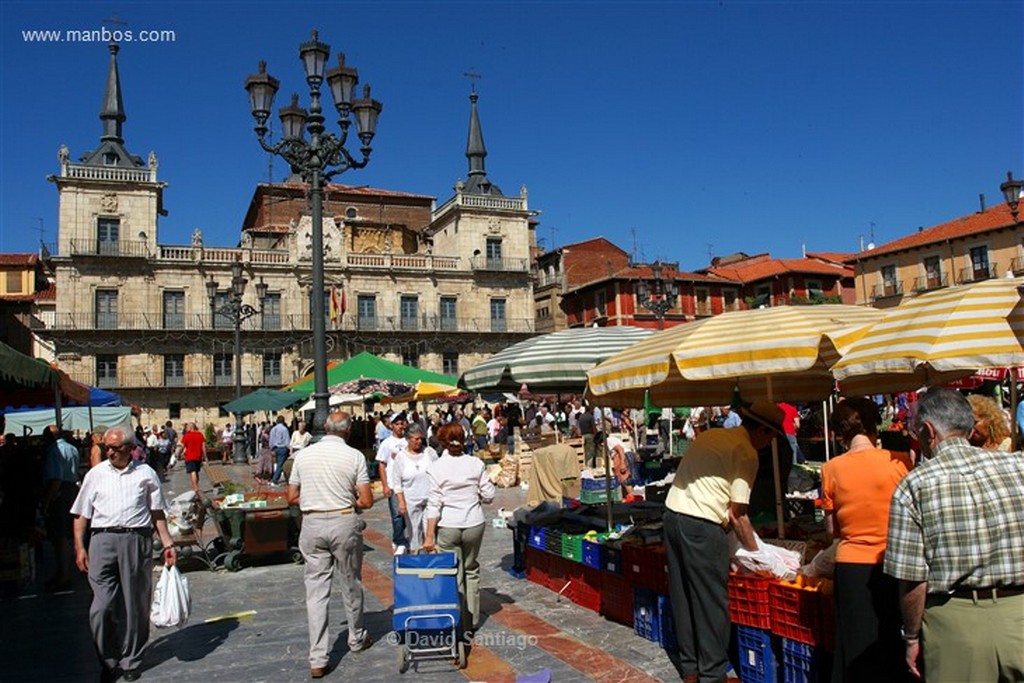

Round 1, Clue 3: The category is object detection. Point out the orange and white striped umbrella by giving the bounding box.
[833,277,1024,395]
[587,304,886,407]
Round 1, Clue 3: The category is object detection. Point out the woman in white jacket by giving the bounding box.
[390,423,438,551]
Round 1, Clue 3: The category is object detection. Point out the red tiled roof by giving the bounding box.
[257,182,434,200]
[807,251,854,264]
[0,253,38,266]
[35,283,56,301]
[707,258,852,283]
[847,203,1016,261]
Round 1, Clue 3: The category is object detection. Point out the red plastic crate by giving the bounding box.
[768,580,824,646]
[546,553,572,594]
[567,564,603,613]
[599,572,635,626]
[622,542,669,594]
[728,573,773,630]
[526,546,552,588]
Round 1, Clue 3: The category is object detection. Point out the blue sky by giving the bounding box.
[1,1,1021,271]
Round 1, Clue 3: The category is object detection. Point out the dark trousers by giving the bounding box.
[664,510,730,683]
[387,493,407,547]
[271,447,289,484]
[832,561,907,683]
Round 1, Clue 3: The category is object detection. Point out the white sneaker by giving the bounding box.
[393,545,407,556]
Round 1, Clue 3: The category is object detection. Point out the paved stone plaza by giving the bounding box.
[2,460,688,682]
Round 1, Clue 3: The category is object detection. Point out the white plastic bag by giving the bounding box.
[151,565,191,628]
[801,539,839,578]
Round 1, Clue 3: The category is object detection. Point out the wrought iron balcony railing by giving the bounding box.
[912,274,949,292]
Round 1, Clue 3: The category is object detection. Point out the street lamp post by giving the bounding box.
[1001,170,1023,222]
[1000,170,1023,450]
[244,30,382,436]
[636,260,678,330]
[208,260,267,464]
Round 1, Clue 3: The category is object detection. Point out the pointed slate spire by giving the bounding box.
[462,92,502,196]
[100,42,126,143]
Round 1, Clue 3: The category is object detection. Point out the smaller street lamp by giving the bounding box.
[636,260,679,330]
[1001,170,1023,223]
[208,260,264,464]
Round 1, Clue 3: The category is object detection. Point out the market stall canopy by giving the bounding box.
[222,387,303,414]
[0,343,90,410]
[329,378,413,398]
[4,406,132,436]
[297,393,366,412]
[284,352,456,397]
[587,305,886,407]
[460,326,655,393]
[76,385,124,407]
[383,381,466,404]
[833,277,1024,395]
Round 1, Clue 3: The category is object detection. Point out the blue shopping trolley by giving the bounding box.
[392,551,466,673]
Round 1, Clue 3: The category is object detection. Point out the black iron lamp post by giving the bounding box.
[208,260,267,464]
[244,30,382,437]
[636,260,679,330]
[1001,170,1023,222]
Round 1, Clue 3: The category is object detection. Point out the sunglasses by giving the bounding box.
[104,444,130,452]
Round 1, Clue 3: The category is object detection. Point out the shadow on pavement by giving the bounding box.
[145,617,240,666]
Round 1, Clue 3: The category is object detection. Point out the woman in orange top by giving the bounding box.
[821,397,912,683]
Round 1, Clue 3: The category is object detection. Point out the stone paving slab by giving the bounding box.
[1,460,687,682]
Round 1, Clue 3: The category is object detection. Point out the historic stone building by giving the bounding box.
[41,44,535,426]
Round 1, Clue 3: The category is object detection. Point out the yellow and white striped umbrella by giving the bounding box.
[833,278,1024,395]
[587,304,886,407]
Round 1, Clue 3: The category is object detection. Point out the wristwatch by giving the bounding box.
[900,626,919,641]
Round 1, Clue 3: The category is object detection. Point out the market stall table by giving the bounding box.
[209,492,302,571]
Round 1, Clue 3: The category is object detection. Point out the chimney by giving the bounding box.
[979,193,986,212]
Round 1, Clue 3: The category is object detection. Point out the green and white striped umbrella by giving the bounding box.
[460,326,655,392]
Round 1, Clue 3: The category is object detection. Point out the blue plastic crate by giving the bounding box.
[782,638,818,683]
[581,538,603,569]
[581,477,608,492]
[633,587,661,643]
[528,526,546,551]
[737,626,778,683]
[657,593,678,652]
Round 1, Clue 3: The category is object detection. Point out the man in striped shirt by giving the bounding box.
[71,426,176,683]
[885,388,1024,682]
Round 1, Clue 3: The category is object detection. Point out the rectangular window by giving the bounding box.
[263,352,282,385]
[696,287,710,315]
[305,289,331,325]
[970,246,990,279]
[168,402,181,420]
[212,291,232,330]
[400,295,419,331]
[442,351,459,376]
[486,238,503,269]
[722,289,737,311]
[164,354,185,387]
[595,290,607,317]
[357,295,377,330]
[97,217,119,255]
[163,291,185,329]
[402,350,419,368]
[490,298,507,332]
[440,296,457,331]
[881,265,898,295]
[806,279,824,302]
[753,285,771,308]
[96,354,118,388]
[262,292,281,331]
[5,271,22,294]
[924,256,942,289]
[95,289,118,329]
[213,353,234,386]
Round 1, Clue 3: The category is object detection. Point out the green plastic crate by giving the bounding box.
[561,533,586,562]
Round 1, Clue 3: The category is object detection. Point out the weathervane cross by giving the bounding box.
[464,68,482,92]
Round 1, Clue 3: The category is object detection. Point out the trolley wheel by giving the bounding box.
[397,644,409,674]
[224,551,242,572]
[456,640,466,669]
[290,548,304,565]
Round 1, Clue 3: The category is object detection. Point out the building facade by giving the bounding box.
[845,200,1023,307]
[39,44,535,427]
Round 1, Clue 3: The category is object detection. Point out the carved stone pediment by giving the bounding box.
[296,215,342,262]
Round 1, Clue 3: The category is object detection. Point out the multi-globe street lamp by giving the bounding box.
[636,260,678,330]
[207,259,267,464]
[244,30,382,436]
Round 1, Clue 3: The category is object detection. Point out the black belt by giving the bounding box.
[91,527,152,535]
[949,585,1024,599]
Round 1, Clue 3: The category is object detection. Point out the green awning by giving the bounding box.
[284,352,457,398]
[222,387,304,414]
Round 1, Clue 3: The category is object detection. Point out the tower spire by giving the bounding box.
[462,91,502,196]
[100,42,126,143]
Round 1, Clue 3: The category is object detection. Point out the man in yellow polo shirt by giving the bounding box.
[663,400,784,683]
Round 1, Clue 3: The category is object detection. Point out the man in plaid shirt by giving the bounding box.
[884,388,1024,682]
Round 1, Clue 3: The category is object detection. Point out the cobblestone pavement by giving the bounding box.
[2,460,689,683]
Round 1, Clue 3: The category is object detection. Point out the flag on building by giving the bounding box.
[340,288,346,316]
[329,287,341,325]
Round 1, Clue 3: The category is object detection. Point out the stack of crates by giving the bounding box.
[632,587,679,654]
[768,578,826,647]
[781,638,822,683]
[599,571,634,626]
[737,625,779,683]
[579,477,622,504]
[622,542,669,594]
[728,572,774,630]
